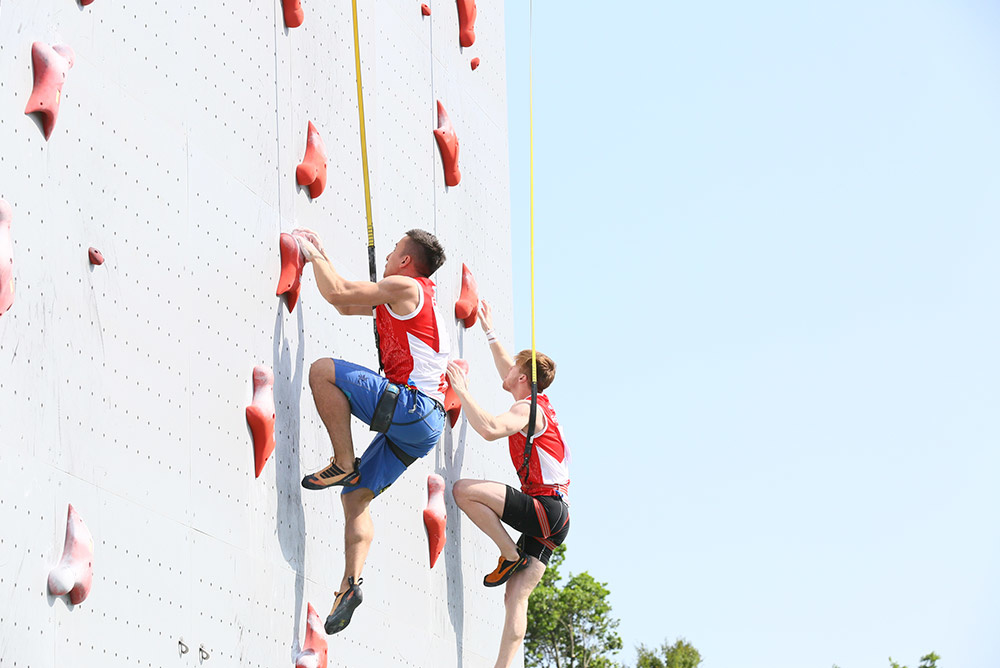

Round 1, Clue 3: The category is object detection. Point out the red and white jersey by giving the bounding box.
[375,277,450,404]
[508,393,571,498]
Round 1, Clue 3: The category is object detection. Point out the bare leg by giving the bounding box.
[453,479,520,561]
[309,358,356,472]
[494,558,545,668]
[340,487,375,592]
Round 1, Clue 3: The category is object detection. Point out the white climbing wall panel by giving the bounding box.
[0,0,517,666]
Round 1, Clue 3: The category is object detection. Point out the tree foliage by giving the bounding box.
[889,652,940,668]
[635,638,702,668]
[525,544,624,668]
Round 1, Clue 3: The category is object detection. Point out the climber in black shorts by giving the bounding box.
[501,485,570,566]
[445,300,571,668]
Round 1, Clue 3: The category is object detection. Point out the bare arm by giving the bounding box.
[294,229,419,313]
[479,300,516,380]
[334,304,376,317]
[447,362,529,441]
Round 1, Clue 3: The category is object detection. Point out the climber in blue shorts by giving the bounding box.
[293,227,450,635]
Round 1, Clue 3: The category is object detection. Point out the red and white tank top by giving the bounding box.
[508,393,571,498]
[375,277,450,404]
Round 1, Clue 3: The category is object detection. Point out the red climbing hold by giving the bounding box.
[294,603,328,668]
[48,504,94,605]
[470,57,480,70]
[0,200,12,317]
[80,0,95,5]
[282,0,304,28]
[457,0,477,47]
[246,366,276,478]
[24,42,75,140]
[454,263,479,328]
[423,474,447,568]
[296,122,327,199]
[277,233,306,312]
[443,359,468,427]
[421,3,431,16]
[88,248,104,266]
[433,101,461,187]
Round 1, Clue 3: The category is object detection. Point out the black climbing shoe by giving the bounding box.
[325,577,363,634]
[302,457,360,490]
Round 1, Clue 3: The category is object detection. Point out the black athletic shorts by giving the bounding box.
[501,485,570,566]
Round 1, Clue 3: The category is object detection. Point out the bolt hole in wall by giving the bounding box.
[1,0,516,666]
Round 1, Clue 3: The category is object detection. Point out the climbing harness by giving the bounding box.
[386,437,417,468]
[369,383,401,432]
[371,383,446,434]
[350,0,383,372]
[517,0,540,486]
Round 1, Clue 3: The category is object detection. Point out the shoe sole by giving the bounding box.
[301,472,360,490]
[325,589,363,634]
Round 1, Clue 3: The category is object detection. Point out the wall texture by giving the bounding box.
[0,1,516,666]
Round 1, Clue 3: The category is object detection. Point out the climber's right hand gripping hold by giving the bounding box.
[291,228,420,316]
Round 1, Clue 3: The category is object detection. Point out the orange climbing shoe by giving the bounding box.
[325,577,363,634]
[483,552,529,587]
[301,458,360,490]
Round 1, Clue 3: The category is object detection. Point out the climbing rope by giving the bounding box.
[519,0,539,484]
[350,0,383,372]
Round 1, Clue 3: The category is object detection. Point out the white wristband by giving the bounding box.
[485,329,498,344]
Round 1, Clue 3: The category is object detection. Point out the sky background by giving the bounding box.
[502,2,1000,667]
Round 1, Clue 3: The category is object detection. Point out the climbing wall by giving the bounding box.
[0,1,516,666]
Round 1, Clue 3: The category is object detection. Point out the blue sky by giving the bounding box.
[504,2,1000,667]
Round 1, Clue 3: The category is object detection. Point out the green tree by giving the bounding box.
[526,544,624,668]
[635,638,702,668]
[889,652,940,668]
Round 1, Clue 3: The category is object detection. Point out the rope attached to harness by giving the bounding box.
[350,0,383,373]
[518,0,539,485]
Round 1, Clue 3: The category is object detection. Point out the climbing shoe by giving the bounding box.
[483,552,529,587]
[302,457,360,490]
[325,577,363,634]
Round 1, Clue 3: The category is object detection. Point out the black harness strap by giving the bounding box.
[370,382,400,433]
[368,245,384,374]
[386,436,417,467]
[517,382,539,485]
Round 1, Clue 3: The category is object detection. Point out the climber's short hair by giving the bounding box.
[405,229,446,277]
[513,350,556,392]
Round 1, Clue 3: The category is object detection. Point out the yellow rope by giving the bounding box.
[351,0,375,249]
[529,0,537,385]
[351,0,383,371]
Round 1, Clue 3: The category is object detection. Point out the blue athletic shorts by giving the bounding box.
[332,358,446,497]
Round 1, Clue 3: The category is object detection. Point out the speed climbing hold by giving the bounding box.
[433,101,461,187]
[454,263,479,328]
[0,200,12,317]
[457,0,477,47]
[423,474,447,568]
[48,504,94,605]
[276,233,306,312]
[296,122,327,199]
[24,42,75,140]
[80,0,95,5]
[294,603,328,668]
[88,247,104,266]
[282,0,304,28]
[246,366,276,478]
[470,57,480,70]
[421,4,431,16]
[443,359,468,427]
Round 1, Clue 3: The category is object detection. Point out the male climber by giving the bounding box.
[445,300,571,668]
[292,227,449,635]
